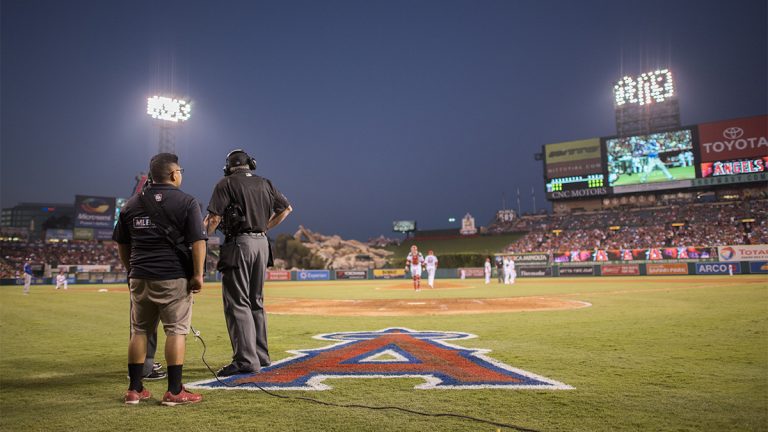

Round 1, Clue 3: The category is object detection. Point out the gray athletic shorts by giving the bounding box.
[129,278,192,336]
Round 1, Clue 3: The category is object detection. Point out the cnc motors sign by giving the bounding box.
[698,115,768,162]
[187,328,572,391]
[718,245,768,262]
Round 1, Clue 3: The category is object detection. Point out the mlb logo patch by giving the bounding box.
[188,328,572,391]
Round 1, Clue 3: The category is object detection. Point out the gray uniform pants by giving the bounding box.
[222,233,270,371]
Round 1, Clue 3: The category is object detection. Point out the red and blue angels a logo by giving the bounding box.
[189,328,572,391]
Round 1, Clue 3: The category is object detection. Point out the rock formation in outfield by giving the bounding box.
[294,225,393,269]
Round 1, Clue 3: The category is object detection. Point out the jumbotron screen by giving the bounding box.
[605,128,696,188]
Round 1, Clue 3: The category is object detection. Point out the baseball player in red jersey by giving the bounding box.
[405,245,425,291]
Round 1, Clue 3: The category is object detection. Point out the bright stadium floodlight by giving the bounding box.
[146,95,192,122]
[613,69,674,106]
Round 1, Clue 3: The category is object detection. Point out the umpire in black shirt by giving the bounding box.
[204,149,292,377]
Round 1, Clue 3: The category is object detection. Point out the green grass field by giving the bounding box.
[611,165,695,186]
[1,275,766,431]
[385,233,525,256]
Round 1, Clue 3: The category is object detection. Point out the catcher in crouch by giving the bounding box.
[405,245,425,291]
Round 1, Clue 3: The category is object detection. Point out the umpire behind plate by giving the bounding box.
[204,149,292,377]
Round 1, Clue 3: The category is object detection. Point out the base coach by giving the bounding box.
[204,149,292,377]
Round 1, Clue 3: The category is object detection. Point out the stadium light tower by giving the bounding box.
[613,69,680,136]
[146,95,192,154]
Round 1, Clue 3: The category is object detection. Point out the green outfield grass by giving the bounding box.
[385,233,525,256]
[611,165,695,186]
[1,276,766,431]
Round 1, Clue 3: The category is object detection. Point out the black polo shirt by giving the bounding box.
[113,183,207,280]
[207,171,290,233]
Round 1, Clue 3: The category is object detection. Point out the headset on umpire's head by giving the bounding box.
[223,149,257,175]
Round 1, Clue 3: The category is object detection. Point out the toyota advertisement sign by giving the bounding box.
[698,115,767,162]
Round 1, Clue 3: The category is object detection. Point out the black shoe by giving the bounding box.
[143,369,167,380]
[152,362,163,371]
[216,364,254,377]
[126,368,167,381]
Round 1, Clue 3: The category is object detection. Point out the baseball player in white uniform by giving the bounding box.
[484,258,492,284]
[405,245,425,291]
[55,269,68,290]
[424,250,438,288]
[504,257,516,284]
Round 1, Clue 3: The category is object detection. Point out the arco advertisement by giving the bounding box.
[695,262,742,275]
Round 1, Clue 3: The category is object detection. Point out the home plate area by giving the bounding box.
[187,328,572,391]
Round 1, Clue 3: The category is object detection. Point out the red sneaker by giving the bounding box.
[124,387,152,404]
[161,386,202,406]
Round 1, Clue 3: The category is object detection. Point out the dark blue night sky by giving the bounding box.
[2,0,766,239]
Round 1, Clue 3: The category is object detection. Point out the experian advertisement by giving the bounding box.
[297,270,330,281]
[718,245,768,262]
[74,195,116,229]
[544,138,603,178]
[695,262,742,275]
[698,115,768,162]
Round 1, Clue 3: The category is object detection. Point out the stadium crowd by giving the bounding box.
[0,239,221,279]
[490,199,767,253]
[1,200,765,278]
[0,241,124,278]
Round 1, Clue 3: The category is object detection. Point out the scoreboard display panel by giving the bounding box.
[543,138,607,200]
[545,174,607,199]
[605,128,696,193]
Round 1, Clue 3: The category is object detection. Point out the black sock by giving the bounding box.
[128,363,144,392]
[167,365,183,395]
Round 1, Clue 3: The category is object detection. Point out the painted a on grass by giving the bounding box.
[189,327,573,391]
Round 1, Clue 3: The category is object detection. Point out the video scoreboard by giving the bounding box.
[543,114,767,200]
